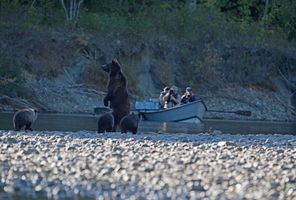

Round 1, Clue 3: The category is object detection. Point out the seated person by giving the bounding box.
[181,87,197,104]
[170,85,181,104]
[159,86,170,108]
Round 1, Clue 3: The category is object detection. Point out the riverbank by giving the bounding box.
[1,17,295,123]
[0,130,295,199]
[201,87,295,122]
[1,112,296,135]
[0,78,295,122]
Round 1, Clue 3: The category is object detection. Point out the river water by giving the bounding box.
[0,112,295,135]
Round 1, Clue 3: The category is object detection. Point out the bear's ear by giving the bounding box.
[112,59,119,65]
[112,58,118,64]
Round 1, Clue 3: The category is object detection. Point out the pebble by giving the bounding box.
[0,131,295,199]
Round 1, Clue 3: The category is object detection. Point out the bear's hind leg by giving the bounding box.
[112,122,119,132]
[14,121,22,131]
[106,126,113,132]
[97,129,104,133]
[25,123,33,131]
[132,128,137,134]
[14,125,22,131]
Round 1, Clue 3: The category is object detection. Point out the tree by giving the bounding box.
[60,0,83,27]
[188,0,197,11]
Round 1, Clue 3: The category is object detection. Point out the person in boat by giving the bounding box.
[169,85,181,107]
[163,87,181,108]
[181,86,197,104]
[159,86,170,108]
[159,86,180,109]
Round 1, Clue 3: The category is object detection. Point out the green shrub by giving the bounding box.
[80,65,108,91]
[77,5,230,42]
[0,54,28,97]
[78,12,130,36]
[0,55,23,84]
[192,48,221,83]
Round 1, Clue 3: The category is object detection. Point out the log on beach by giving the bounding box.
[0,131,296,199]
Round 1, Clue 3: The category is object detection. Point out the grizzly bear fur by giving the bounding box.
[101,59,130,131]
[13,108,38,131]
[292,92,296,111]
[120,113,139,134]
[97,112,114,133]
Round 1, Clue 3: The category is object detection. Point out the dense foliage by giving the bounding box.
[0,0,295,97]
[0,0,295,41]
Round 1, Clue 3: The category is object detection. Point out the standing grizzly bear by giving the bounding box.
[101,59,130,131]
[13,108,38,131]
[120,112,140,134]
[97,112,114,133]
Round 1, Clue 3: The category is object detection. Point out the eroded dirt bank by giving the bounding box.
[0,27,295,121]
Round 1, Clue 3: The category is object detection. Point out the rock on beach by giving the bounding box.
[0,130,296,199]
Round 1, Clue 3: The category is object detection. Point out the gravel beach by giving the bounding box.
[0,130,296,200]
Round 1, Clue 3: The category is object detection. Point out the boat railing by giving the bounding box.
[135,99,160,112]
[135,98,206,112]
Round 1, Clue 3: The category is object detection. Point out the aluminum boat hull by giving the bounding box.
[138,100,207,123]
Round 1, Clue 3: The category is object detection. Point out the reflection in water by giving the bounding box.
[0,112,295,135]
[161,122,167,133]
[142,121,205,134]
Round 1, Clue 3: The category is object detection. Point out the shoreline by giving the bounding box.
[1,110,295,123]
[0,131,296,199]
[1,111,295,135]
[1,80,295,123]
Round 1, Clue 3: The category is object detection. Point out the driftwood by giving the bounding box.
[0,94,34,110]
[200,94,258,108]
[67,84,106,95]
[274,94,296,115]
[278,67,296,90]
[0,94,54,112]
[30,99,53,112]
[63,68,76,84]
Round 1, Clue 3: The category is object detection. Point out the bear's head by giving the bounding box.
[101,59,121,76]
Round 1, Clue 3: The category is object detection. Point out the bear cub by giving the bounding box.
[13,108,38,131]
[120,113,140,134]
[97,112,114,133]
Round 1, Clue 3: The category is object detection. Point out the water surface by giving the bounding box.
[0,112,295,135]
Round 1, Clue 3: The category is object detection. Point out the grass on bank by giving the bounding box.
[77,6,288,47]
[0,3,294,95]
[0,2,289,46]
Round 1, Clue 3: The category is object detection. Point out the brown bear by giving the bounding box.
[120,112,139,134]
[292,92,296,111]
[13,108,38,131]
[101,59,130,131]
[97,112,114,133]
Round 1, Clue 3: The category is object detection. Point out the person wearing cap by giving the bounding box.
[159,86,170,108]
[181,86,197,104]
[168,85,181,107]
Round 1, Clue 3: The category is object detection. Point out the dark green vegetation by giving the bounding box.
[1,0,295,40]
[0,0,295,107]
